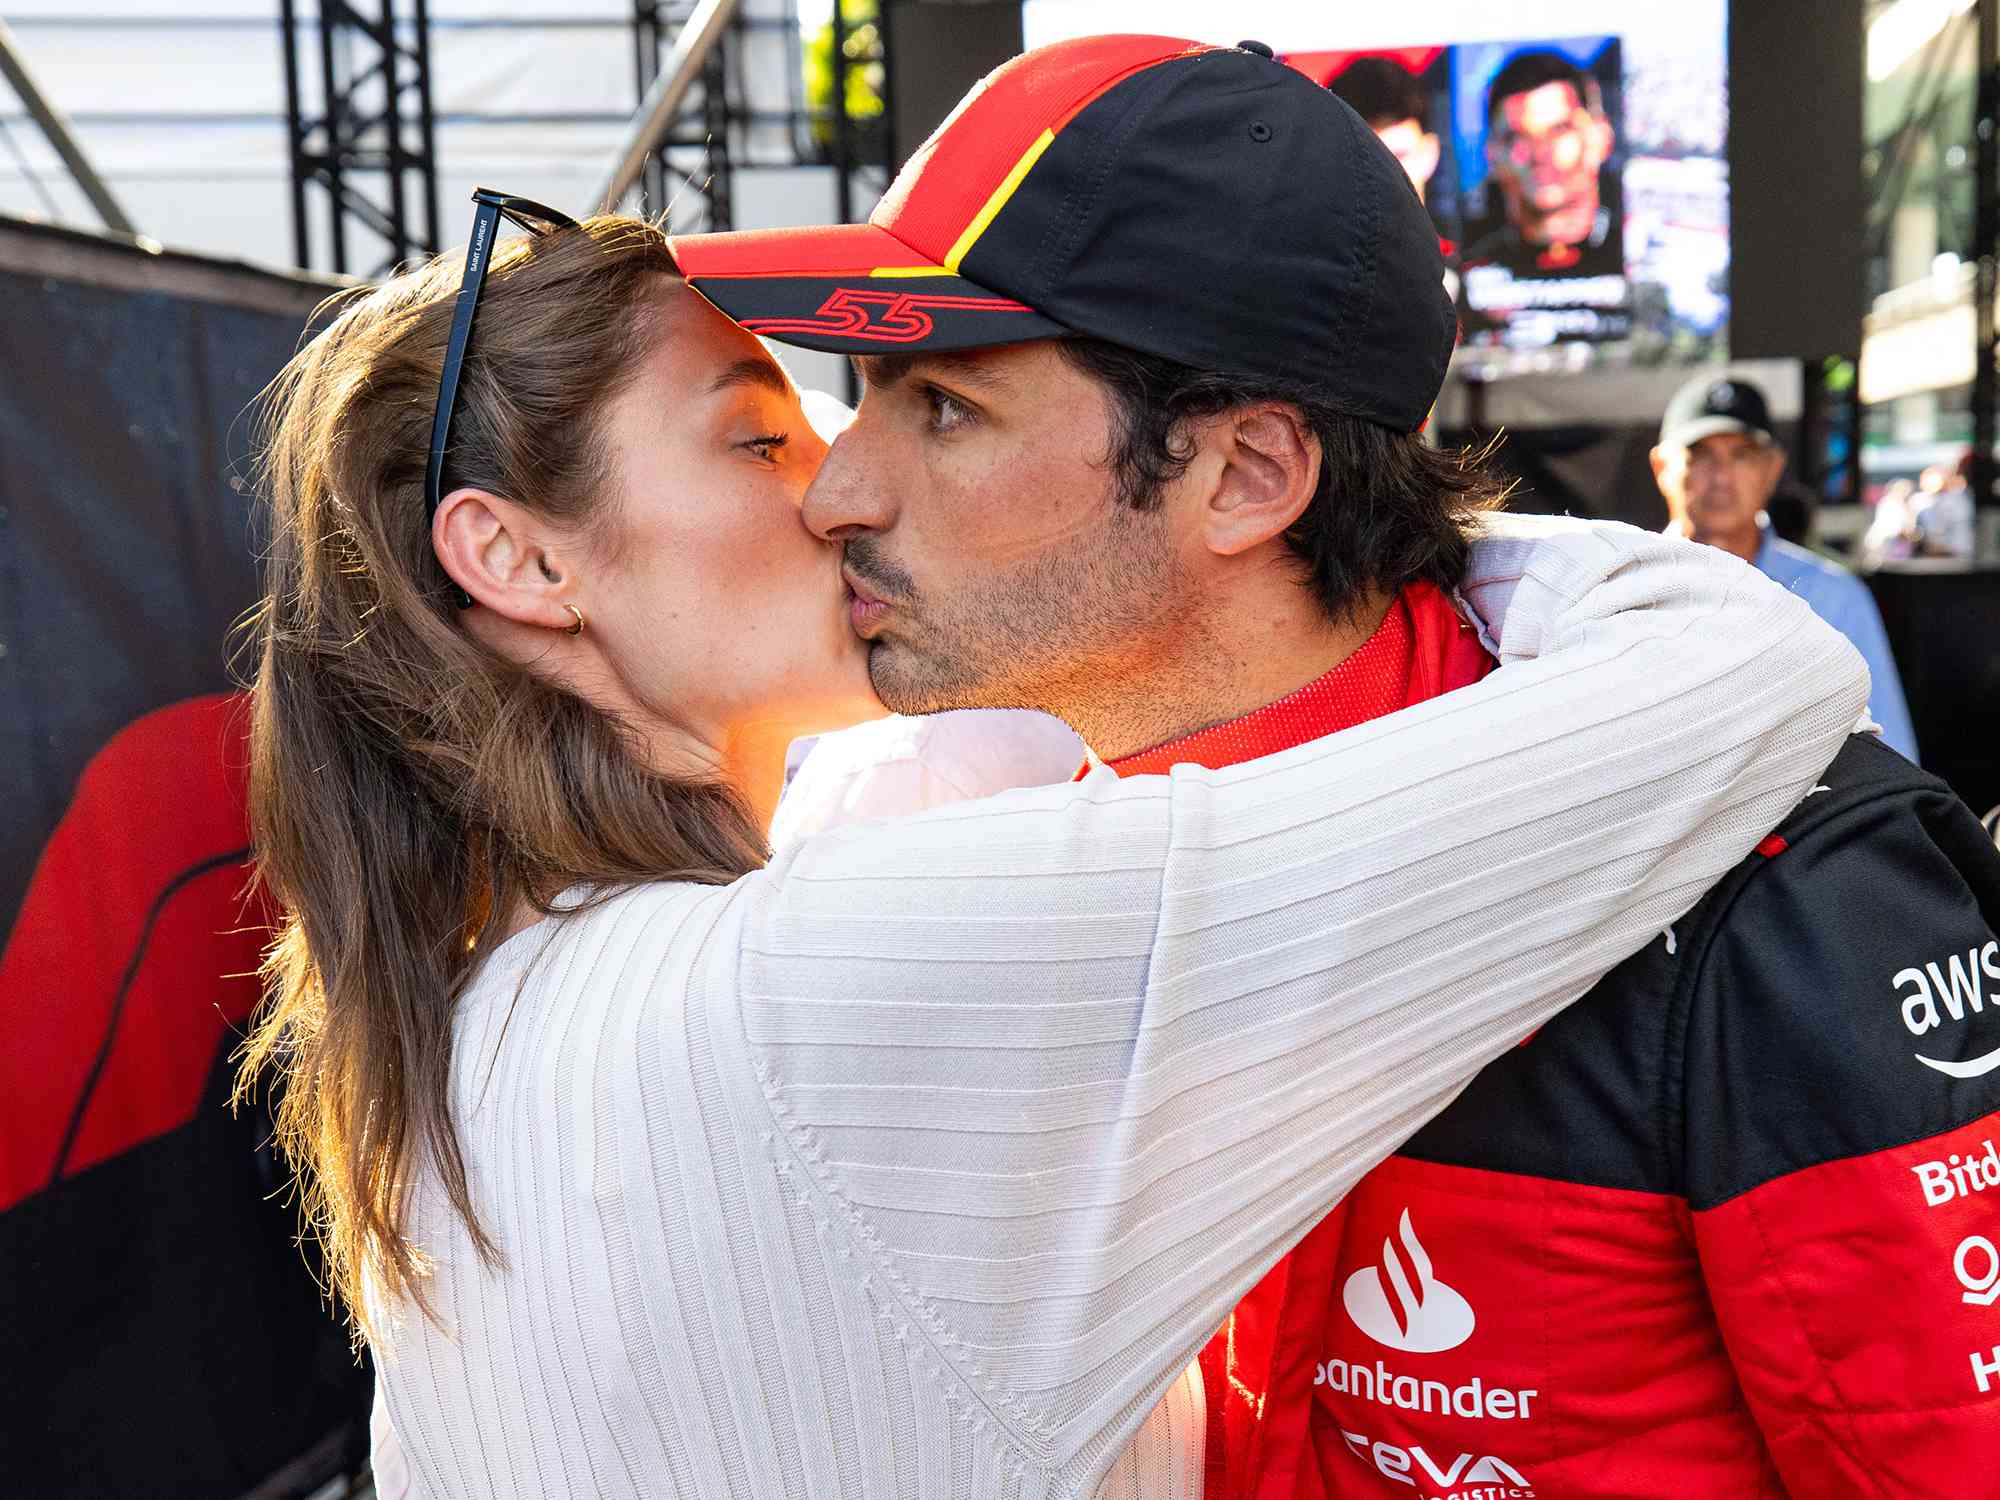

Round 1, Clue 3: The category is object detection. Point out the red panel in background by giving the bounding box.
[1282,48,1446,88]
[0,692,268,1212]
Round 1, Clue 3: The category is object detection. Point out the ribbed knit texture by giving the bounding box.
[367,517,1868,1499]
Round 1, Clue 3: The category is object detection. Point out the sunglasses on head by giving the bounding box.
[425,188,581,607]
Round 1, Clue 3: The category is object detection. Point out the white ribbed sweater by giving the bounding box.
[367,517,1868,1500]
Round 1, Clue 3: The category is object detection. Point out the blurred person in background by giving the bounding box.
[1653,373,1919,760]
[1465,49,1619,277]
[687,36,1997,1500]
[250,39,1875,1500]
[1861,475,1923,568]
[1914,452,1977,559]
[1325,56,1440,205]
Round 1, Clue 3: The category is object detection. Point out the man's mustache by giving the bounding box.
[842,538,918,604]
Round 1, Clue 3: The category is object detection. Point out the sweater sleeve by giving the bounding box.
[722,516,1869,1488]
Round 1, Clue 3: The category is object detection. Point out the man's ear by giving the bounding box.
[1200,403,1320,558]
[432,486,580,631]
[1757,442,1789,497]
[1648,445,1670,488]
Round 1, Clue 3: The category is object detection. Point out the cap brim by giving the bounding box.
[1662,415,1770,451]
[671,222,1068,355]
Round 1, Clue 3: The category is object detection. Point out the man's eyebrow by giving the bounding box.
[708,355,792,397]
[853,349,1020,395]
[853,354,913,390]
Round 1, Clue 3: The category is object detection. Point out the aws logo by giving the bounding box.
[1895,940,2000,1079]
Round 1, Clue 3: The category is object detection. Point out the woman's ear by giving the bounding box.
[432,487,579,631]
[1199,403,1321,559]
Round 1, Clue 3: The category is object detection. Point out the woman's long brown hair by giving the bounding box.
[233,215,766,1337]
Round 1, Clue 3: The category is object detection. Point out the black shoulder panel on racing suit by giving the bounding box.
[1398,735,2000,1204]
[1674,733,2000,1210]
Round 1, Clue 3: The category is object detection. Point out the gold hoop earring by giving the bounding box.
[563,603,585,637]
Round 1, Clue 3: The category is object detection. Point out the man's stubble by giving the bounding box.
[854,505,1203,754]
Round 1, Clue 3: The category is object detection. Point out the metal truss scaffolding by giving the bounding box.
[279,0,440,277]
[632,0,739,232]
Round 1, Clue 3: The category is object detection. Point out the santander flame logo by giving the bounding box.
[1342,1209,1476,1354]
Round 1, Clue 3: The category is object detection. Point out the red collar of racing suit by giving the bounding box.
[1097,581,1494,1496]
[1101,580,1492,778]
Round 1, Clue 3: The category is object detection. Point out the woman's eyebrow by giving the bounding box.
[708,356,792,397]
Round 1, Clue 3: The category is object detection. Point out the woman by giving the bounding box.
[238,209,1864,1499]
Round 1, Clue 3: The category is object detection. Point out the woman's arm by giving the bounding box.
[722,517,1868,1485]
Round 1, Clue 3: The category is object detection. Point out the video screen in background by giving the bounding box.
[1021,1,1730,376]
[1449,39,1628,348]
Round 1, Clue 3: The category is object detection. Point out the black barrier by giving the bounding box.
[0,217,369,1499]
[0,221,335,944]
[1867,567,2000,817]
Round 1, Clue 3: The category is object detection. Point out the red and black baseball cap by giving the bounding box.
[670,34,1454,433]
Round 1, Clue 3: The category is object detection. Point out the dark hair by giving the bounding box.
[235,216,767,1337]
[1327,56,1428,131]
[1056,337,1508,623]
[1485,50,1599,126]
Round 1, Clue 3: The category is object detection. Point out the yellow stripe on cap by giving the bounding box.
[869,264,953,278]
[943,128,1055,274]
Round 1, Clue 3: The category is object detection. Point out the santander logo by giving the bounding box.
[1343,1209,1476,1355]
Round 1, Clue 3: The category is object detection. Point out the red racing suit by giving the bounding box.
[1155,596,2000,1497]
[1095,581,1490,1491]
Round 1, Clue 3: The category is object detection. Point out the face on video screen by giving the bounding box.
[1377,117,1442,201]
[1312,52,1448,209]
[1452,38,1630,348]
[1489,78,1614,249]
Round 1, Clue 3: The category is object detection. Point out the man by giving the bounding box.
[1325,56,1440,206]
[1915,452,1977,559]
[674,34,2000,1499]
[1464,48,1619,277]
[1654,373,1920,760]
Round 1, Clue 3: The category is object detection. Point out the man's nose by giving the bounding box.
[801,423,896,541]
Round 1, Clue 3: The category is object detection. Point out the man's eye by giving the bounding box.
[742,432,789,461]
[922,386,972,434]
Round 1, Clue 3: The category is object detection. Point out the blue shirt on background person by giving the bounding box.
[1650,374,1919,761]
[1749,521,1918,759]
